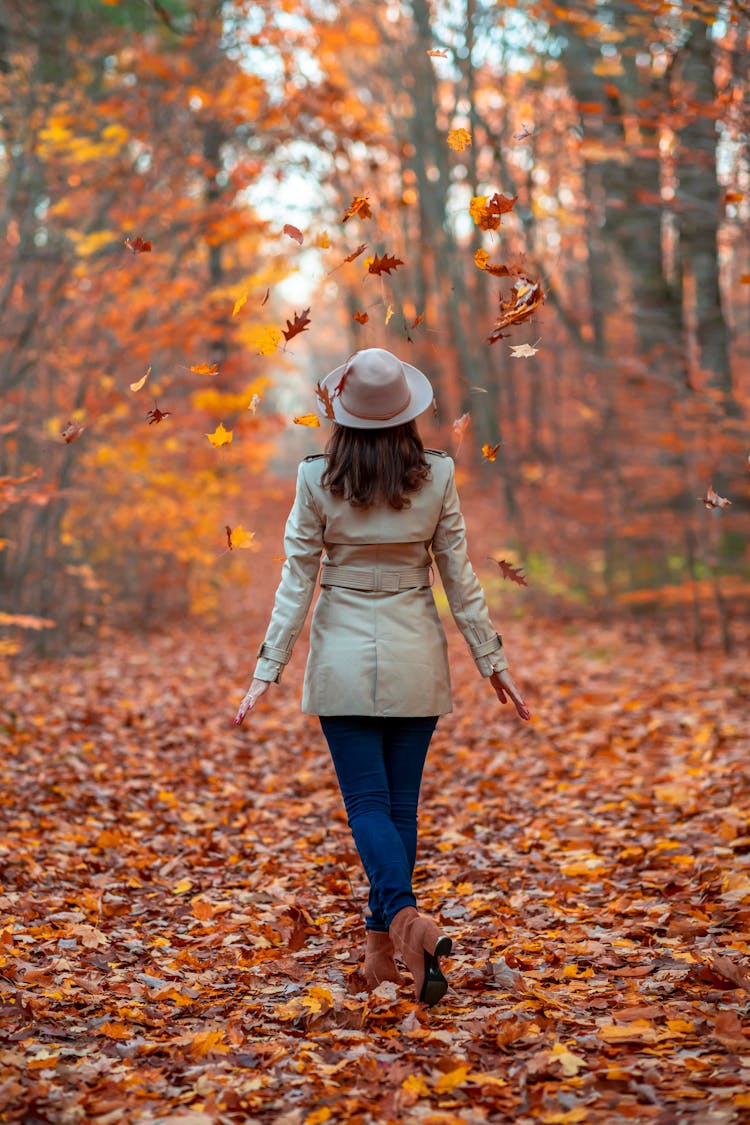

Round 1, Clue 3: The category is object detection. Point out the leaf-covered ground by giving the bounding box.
[1,618,749,1124]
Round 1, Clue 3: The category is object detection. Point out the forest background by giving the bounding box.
[1,0,748,657]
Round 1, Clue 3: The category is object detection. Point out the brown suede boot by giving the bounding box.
[364,930,403,989]
[388,906,452,1006]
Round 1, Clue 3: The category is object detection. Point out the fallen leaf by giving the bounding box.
[173,877,192,894]
[550,1041,587,1077]
[435,1064,472,1091]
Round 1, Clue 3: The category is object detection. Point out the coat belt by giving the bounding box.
[320,563,433,592]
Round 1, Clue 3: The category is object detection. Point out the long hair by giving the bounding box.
[321,421,430,510]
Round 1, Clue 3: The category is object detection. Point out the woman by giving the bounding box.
[234,347,529,1007]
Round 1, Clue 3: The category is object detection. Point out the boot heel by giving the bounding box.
[420,935,452,1006]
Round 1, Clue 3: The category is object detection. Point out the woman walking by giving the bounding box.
[234,348,529,1006]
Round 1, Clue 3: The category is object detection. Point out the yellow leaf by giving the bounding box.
[598,1020,658,1043]
[666,1018,695,1034]
[130,366,151,392]
[246,325,282,355]
[402,1074,430,1096]
[447,127,472,152]
[550,1041,587,1077]
[470,195,488,224]
[293,414,321,428]
[206,423,233,447]
[435,1064,472,1092]
[98,1021,132,1040]
[189,1028,230,1056]
[482,442,501,462]
[191,363,219,375]
[305,1109,331,1125]
[734,1093,750,1108]
[229,524,255,550]
[315,231,331,249]
[541,1109,588,1124]
[173,877,192,895]
[385,304,394,324]
[474,248,489,270]
[232,292,248,317]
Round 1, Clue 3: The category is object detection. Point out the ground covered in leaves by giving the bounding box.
[1,617,750,1124]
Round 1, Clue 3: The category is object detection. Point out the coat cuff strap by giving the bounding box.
[470,633,503,658]
[257,641,291,664]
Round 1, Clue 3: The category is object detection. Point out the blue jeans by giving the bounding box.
[319,715,439,932]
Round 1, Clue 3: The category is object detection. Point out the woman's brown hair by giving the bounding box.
[321,421,430,510]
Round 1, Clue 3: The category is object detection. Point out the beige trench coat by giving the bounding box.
[253,450,509,716]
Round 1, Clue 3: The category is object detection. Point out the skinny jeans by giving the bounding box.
[319,715,439,932]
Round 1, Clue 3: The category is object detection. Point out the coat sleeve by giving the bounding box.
[253,462,325,683]
[431,458,509,678]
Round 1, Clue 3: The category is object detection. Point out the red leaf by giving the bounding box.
[283,224,304,244]
[492,558,528,586]
[282,308,311,342]
[124,236,152,254]
[368,253,404,276]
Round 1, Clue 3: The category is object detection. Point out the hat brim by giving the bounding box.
[316,360,435,429]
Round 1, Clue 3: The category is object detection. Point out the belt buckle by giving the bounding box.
[381,571,400,592]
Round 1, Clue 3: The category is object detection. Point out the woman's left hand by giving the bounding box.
[234,678,271,725]
[490,669,531,721]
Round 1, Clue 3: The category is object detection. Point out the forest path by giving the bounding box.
[1,623,749,1123]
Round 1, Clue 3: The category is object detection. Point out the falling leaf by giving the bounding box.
[368,253,404,276]
[470,192,519,231]
[492,558,528,586]
[248,325,282,355]
[724,191,744,204]
[293,413,321,428]
[453,413,470,437]
[487,276,545,343]
[739,274,750,285]
[316,381,337,420]
[428,48,449,57]
[61,419,85,443]
[146,405,171,424]
[232,293,248,317]
[315,231,331,248]
[344,243,367,264]
[124,235,152,254]
[226,524,255,550]
[261,287,270,305]
[248,393,261,413]
[283,223,303,244]
[342,196,372,223]
[474,248,512,277]
[447,127,472,152]
[700,486,731,511]
[514,123,534,141]
[385,304,394,324]
[482,442,501,461]
[353,310,369,324]
[190,363,219,375]
[475,248,490,270]
[206,423,233,447]
[509,341,540,357]
[282,308,311,343]
[189,1028,230,1056]
[130,366,151,392]
[411,314,425,328]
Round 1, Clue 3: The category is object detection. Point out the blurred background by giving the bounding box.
[0,0,747,657]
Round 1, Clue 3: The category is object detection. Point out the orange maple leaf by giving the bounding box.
[293,413,321,428]
[482,442,501,461]
[368,253,404,276]
[282,308,311,342]
[353,310,369,324]
[342,196,372,223]
[447,127,472,152]
[190,362,219,375]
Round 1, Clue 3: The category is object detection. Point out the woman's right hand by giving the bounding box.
[490,669,530,721]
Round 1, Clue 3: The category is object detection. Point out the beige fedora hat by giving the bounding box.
[317,347,435,429]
